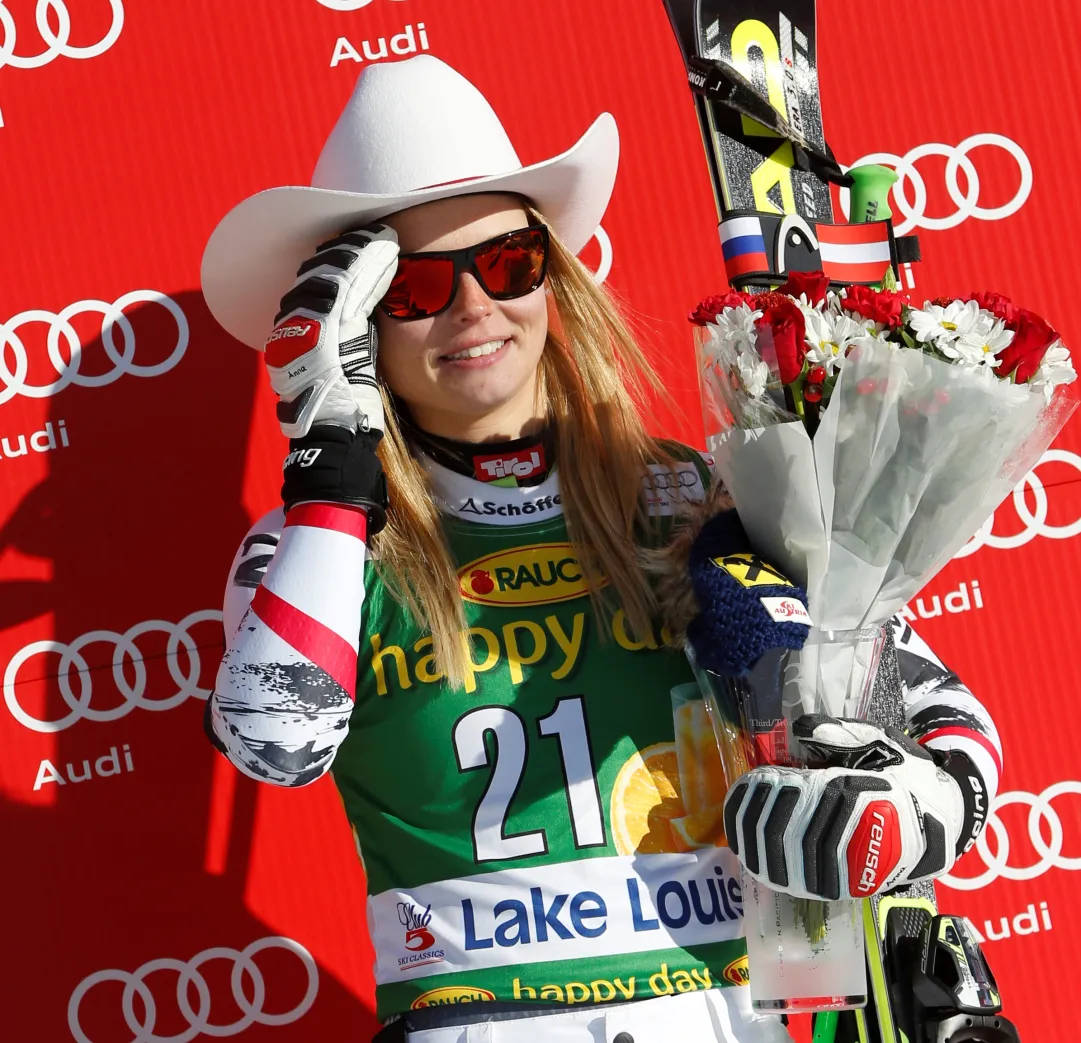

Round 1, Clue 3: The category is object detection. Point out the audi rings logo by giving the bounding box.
[956,449,1081,558]
[941,782,1081,891]
[315,0,407,9]
[4,610,222,733]
[68,936,318,1043]
[841,133,1032,236]
[0,290,188,404]
[0,0,124,70]
[588,225,613,286]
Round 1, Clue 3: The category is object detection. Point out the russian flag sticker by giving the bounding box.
[720,216,769,280]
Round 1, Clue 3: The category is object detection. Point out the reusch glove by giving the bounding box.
[723,715,983,900]
[264,224,398,438]
[282,425,388,533]
[686,508,812,676]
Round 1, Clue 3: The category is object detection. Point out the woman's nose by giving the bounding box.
[450,272,492,323]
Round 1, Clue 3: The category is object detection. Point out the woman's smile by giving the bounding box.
[439,336,511,367]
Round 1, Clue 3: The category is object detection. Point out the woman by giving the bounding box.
[201,56,1001,1043]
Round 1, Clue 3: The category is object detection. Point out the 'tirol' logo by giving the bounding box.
[458,543,604,606]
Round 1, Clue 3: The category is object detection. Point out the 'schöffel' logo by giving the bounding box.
[723,954,750,986]
[4,610,222,733]
[843,134,1032,236]
[411,985,497,1009]
[0,290,188,403]
[0,0,124,71]
[68,935,318,1043]
[457,543,602,606]
[264,317,321,367]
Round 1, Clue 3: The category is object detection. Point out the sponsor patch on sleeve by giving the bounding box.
[759,596,811,625]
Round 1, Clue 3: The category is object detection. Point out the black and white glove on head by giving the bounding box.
[723,716,987,900]
[264,224,398,438]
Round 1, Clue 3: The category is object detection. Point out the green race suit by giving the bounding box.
[339,453,747,1018]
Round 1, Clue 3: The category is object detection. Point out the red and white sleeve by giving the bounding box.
[208,502,369,787]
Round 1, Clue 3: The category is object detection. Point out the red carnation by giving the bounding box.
[755,293,807,385]
[779,270,830,306]
[842,285,905,329]
[689,291,757,325]
[996,307,1058,382]
[964,291,1020,327]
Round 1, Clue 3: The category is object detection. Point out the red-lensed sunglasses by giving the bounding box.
[378,225,550,321]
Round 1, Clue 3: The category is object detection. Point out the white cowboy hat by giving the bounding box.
[201,54,619,349]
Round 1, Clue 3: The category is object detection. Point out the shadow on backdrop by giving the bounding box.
[0,289,379,1041]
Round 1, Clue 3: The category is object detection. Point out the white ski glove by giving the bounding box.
[723,715,973,900]
[262,224,399,438]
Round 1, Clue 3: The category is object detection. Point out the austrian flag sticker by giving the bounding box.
[264,318,321,367]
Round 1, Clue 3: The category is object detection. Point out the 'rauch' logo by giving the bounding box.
[411,985,497,1009]
[723,954,750,986]
[458,543,604,606]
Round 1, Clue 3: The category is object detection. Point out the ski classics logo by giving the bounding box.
[397,900,445,972]
[940,781,1081,891]
[0,0,124,70]
[411,985,497,1009]
[4,610,222,733]
[0,290,189,403]
[68,936,318,1043]
[399,901,436,952]
[843,134,1032,236]
[955,449,1081,557]
[458,543,602,606]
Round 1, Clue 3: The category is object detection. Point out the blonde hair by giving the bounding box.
[372,205,677,687]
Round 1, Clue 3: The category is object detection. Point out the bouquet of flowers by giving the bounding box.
[686,272,1076,1011]
[692,272,1076,630]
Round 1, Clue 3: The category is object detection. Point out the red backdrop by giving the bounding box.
[2,1,1079,1039]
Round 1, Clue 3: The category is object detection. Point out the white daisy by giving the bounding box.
[735,349,771,399]
[714,302,762,353]
[950,318,1013,368]
[1030,340,1077,395]
[908,299,982,345]
[803,309,866,374]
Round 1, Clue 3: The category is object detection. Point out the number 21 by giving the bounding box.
[452,697,606,863]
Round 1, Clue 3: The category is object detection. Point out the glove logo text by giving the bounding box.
[265,318,321,367]
[283,447,322,469]
[848,801,899,896]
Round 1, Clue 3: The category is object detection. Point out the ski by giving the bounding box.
[658,5,928,1041]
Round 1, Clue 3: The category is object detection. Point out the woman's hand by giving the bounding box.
[722,716,984,900]
[263,224,399,438]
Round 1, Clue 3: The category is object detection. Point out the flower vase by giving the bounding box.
[690,625,892,1012]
